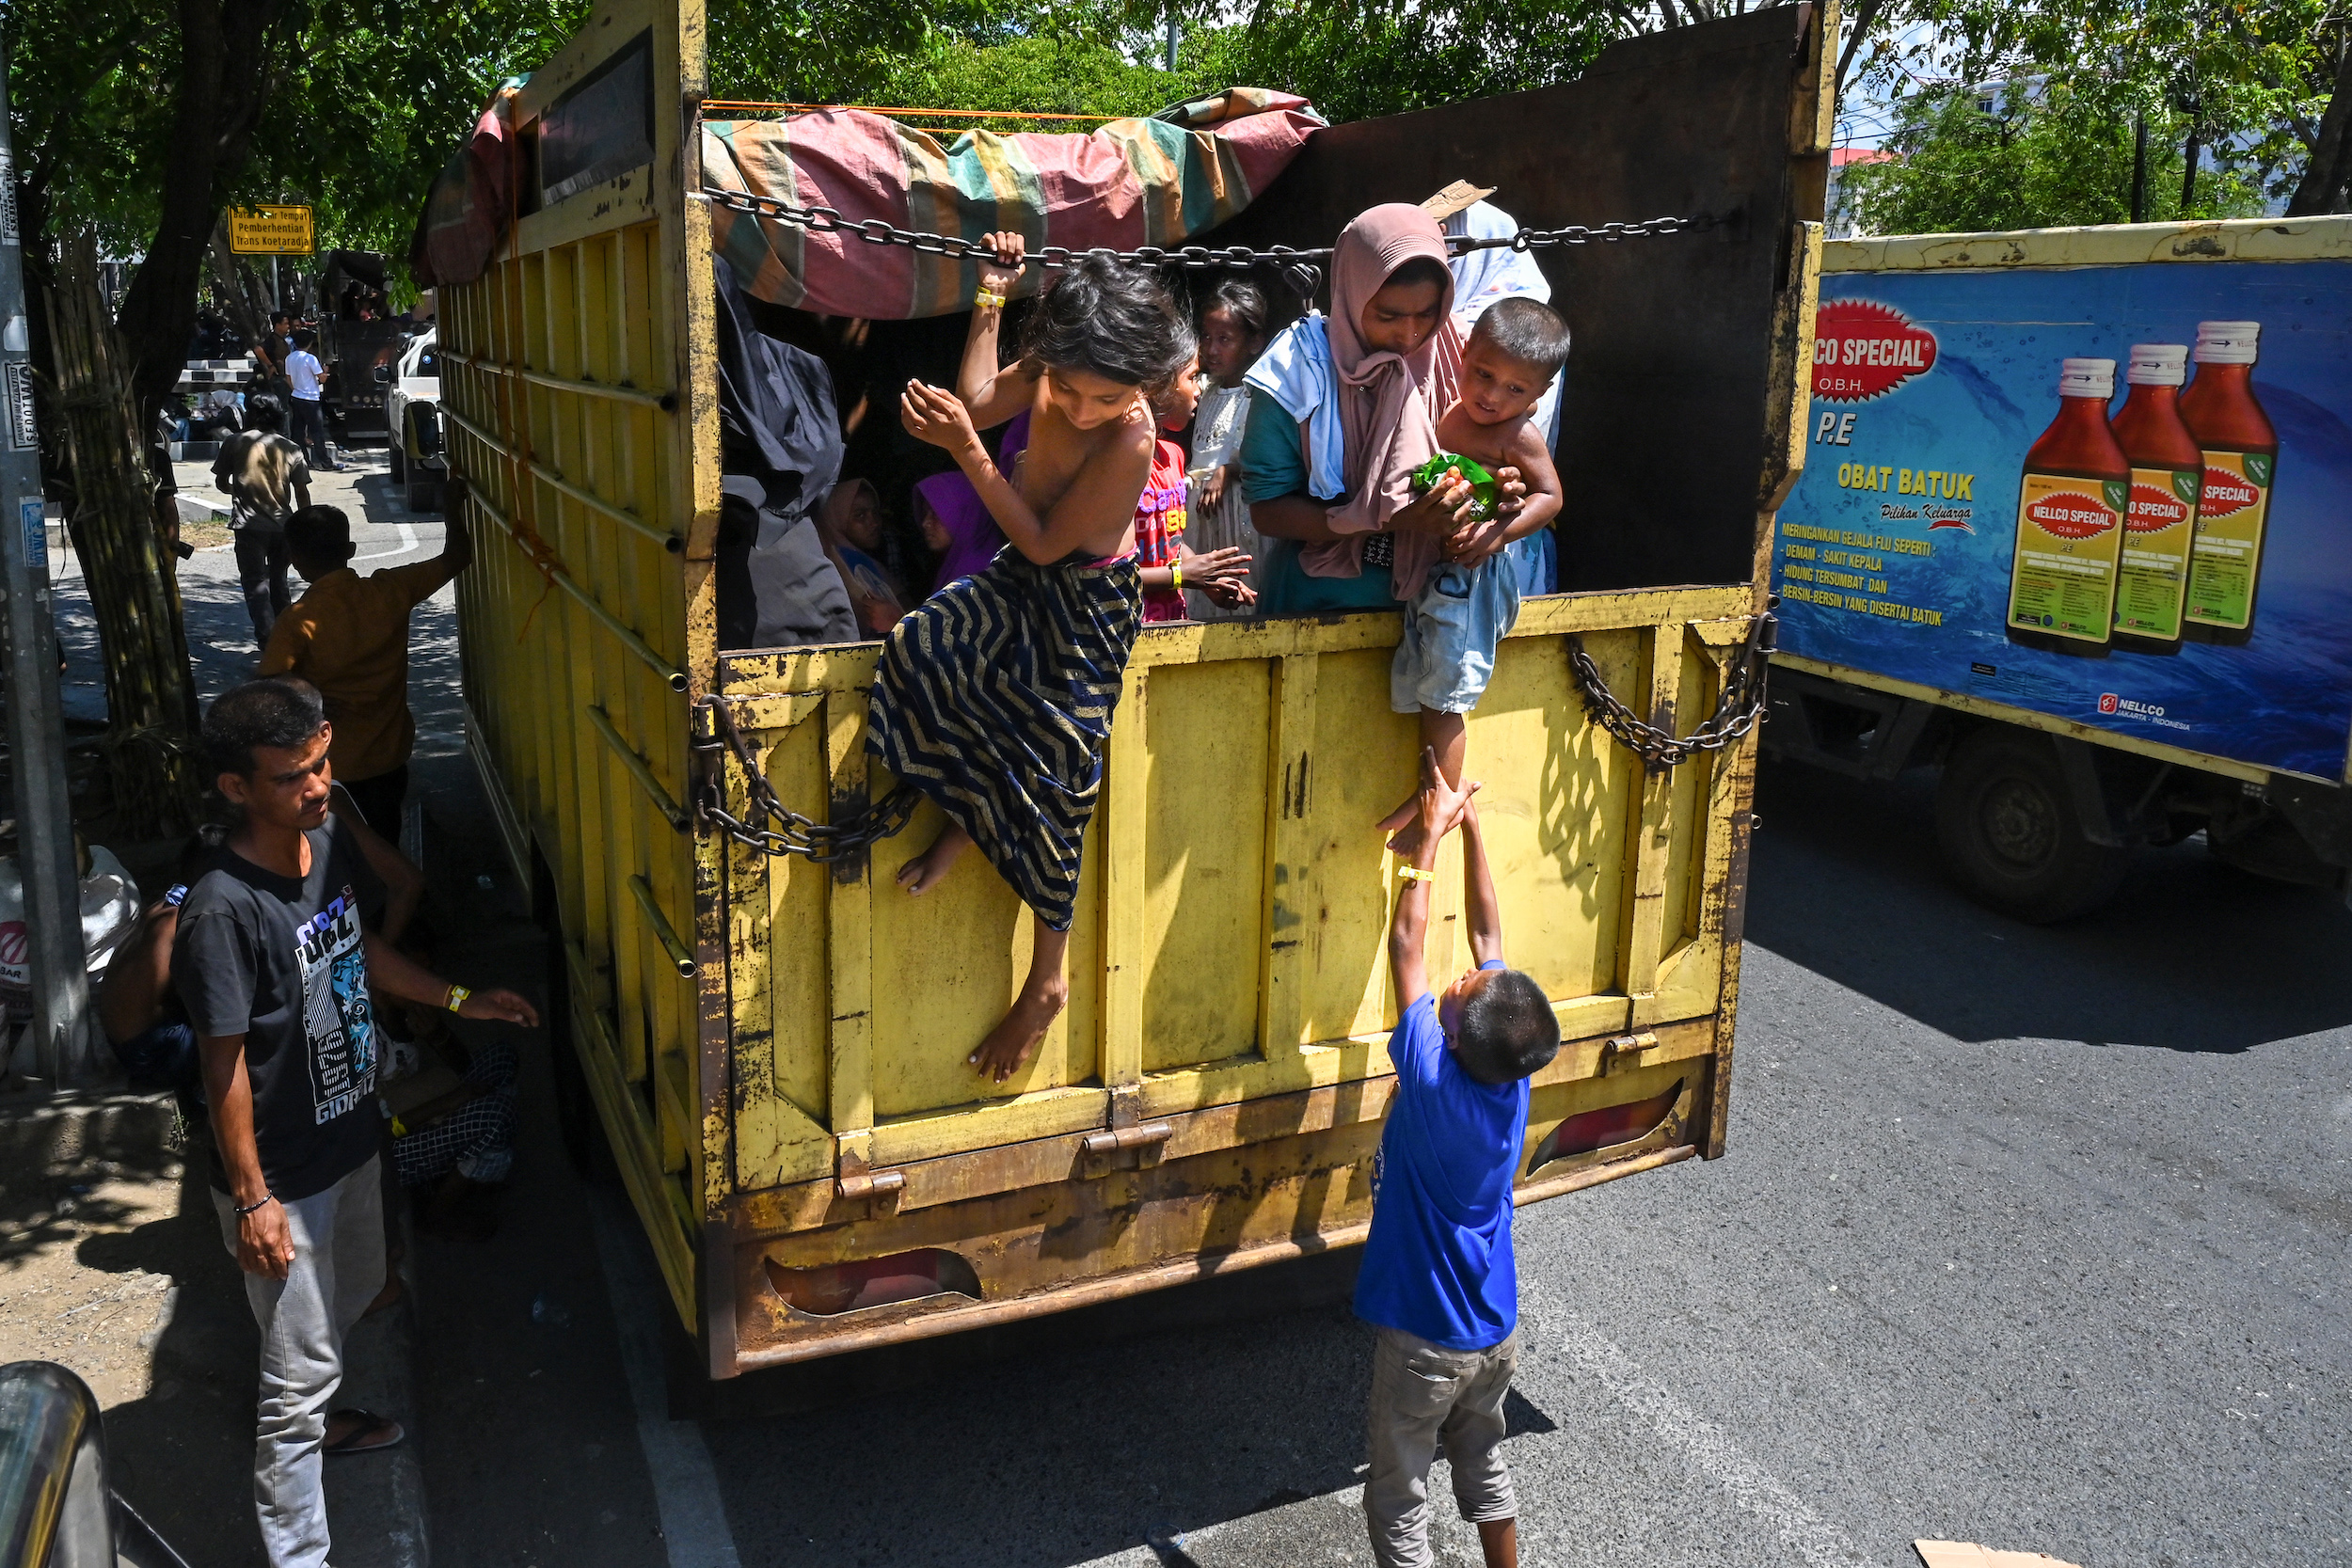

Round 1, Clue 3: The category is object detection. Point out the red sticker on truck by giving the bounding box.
[1812,299,1939,403]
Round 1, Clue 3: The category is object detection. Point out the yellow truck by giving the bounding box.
[421,0,1831,1375]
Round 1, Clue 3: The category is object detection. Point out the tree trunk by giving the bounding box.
[2179,131,2201,215]
[45,231,201,838]
[110,0,286,478]
[2286,40,2352,215]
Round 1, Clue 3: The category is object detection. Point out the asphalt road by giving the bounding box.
[410,750,2351,1568]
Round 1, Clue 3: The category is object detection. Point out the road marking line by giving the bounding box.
[1527,1284,1877,1568]
[355,523,421,562]
[586,1186,743,1568]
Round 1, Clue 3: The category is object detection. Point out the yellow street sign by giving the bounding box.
[228,206,315,255]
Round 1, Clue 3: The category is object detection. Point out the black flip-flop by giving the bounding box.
[323,1408,405,1456]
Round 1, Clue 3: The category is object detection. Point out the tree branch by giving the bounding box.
[2287,31,2352,214]
[1837,0,1888,95]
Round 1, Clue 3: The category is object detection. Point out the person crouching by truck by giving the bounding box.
[1359,751,1560,1568]
[261,488,473,838]
[177,676,535,1568]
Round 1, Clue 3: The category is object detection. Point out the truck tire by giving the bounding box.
[409,472,443,515]
[1934,728,2134,923]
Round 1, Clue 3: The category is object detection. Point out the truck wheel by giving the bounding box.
[1934,728,2133,923]
[409,473,443,515]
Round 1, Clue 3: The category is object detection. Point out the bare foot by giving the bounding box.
[895,822,972,895]
[968,974,1069,1083]
[1377,791,1425,857]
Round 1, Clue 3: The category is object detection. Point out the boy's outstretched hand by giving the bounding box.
[1413,747,1479,850]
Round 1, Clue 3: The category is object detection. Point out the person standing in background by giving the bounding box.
[261,487,473,837]
[254,310,296,397]
[1184,279,1272,620]
[284,329,339,472]
[213,396,311,648]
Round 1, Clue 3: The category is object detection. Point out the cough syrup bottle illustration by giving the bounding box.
[2007,357,2127,658]
[2107,344,2201,655]
[2179,321,2277,645]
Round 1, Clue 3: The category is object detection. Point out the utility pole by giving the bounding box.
[0,13,92,1086]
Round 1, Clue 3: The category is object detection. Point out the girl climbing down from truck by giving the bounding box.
[875,237,1195,1083]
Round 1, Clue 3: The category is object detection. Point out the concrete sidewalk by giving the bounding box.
[0,1090,429,1568]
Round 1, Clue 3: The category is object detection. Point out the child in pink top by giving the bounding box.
[1133,352,1253,621]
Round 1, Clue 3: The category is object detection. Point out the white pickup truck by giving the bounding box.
[378,328,444,512]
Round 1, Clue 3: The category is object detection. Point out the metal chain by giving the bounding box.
[690,186,1714,275]
[693,695,922,862]
[1565,608,1777,774]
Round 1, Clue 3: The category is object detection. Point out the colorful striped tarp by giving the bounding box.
[702,89,1324,321]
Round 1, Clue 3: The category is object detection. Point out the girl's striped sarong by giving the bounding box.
[866,547,1141,932]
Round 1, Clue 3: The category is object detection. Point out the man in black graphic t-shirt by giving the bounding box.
[178,678,536,1568]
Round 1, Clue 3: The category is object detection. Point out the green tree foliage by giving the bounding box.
[1174,2,1624,126]
[1842,81,2270,233]
[1846,0,2350,220]
[872,31,1186,125]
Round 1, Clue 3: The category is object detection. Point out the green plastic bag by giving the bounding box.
[1410,452,1498,521]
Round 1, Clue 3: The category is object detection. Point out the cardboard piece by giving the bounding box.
[1915,1541,2086,1568]
[1420,179,1497,219]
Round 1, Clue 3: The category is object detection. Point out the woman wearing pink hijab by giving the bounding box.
[1239,204,1504,613]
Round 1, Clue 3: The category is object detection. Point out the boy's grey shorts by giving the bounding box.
[1364,1324,1519,1568]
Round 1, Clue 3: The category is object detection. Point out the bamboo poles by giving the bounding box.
[43,230,199,838]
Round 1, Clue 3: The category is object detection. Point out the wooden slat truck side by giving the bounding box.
[432,0,1830,1376]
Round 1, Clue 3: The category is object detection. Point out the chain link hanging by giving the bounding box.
[691,185,1719,305]
[693,695,923,862]
[1565,608,1776,774]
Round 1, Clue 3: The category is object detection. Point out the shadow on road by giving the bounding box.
[1744,757,2352,1054]
[695,1266,1379,1568]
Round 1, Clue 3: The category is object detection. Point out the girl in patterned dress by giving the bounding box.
[876,238,1194,1082]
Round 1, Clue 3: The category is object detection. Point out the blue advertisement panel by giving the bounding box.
[1773,257,2352,782]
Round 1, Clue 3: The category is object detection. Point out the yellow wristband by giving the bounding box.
[1170,559,1184,591]
[444,984,470,1013]
[974,289,1006,309]
[1397,865,1437,883]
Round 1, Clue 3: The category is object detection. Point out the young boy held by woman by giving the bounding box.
[1379,296,1569,856]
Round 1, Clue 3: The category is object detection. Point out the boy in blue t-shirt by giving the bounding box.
[1355,748,1563,1568]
